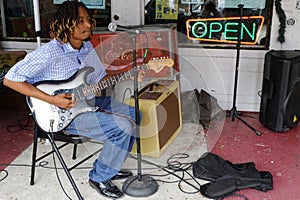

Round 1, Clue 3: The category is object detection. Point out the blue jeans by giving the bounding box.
[65,96,138,182]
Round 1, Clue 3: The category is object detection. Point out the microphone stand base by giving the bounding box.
[122,175,158,197]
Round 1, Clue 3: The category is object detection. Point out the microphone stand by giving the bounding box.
[228,4,261,136]
[122,32,158,197]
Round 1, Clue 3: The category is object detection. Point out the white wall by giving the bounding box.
[178,48,267,111]
[111,0,144,26]
[1,0,298,112]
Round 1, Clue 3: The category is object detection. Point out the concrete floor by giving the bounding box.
[0,122,210,200]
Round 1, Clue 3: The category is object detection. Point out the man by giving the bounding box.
[4,1,142,199]
[200,0,225,40]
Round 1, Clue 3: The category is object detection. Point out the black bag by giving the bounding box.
[193,152,273,199]
[181,89,200,124]
[181,89,225,128]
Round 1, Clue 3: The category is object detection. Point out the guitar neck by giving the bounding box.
[82,65,147,97]
[80,58,173,97]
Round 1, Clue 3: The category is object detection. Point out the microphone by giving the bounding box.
[108,22,143,34]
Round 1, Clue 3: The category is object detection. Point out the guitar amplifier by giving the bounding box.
[125,80,182,157]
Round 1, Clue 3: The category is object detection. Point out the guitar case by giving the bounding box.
[192,152,273,199]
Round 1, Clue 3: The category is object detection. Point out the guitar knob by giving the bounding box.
[58,123,63,127]
[61,116,65,121]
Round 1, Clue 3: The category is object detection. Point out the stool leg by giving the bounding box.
[46,133,84,200]
[72,144,77,160]
[30,126,39,185]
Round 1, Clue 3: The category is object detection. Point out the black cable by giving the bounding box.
[1,143,202,196]
[241,113,257,119]
[49,124,73,200]
[128,153,203,195]
[258,90,262,97]
[0,140,104,174]
[121,87,133,103]
[1,152,204,197]
[0,169,8,181]
[129,153,250,199]
[0,163,46,183]
[163,154,202,194]
[0,157,250,199]
[0,160,95,184]
[6,114,34,133]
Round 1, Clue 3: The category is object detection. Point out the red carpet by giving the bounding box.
[0,125,33,171]
[0,89,34,171]
[208,113,300,200]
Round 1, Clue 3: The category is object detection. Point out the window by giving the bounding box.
[1,0,273,49]
[1,0,111,40]
[145,0,273,49]
[2,0,36,38]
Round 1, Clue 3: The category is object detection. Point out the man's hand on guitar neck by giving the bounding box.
[129,69,145,82]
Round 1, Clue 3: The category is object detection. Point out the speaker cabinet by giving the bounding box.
[125,80,182,157]
[259,50,300,132]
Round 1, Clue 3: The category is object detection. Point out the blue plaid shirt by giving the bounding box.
[5,39,106,85]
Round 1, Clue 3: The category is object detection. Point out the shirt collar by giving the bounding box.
[54,39,89,54]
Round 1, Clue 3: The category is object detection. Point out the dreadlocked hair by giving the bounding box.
[49,1,96,43]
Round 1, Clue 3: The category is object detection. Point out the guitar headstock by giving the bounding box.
[147,57,174,73]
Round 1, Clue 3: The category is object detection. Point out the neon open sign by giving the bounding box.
[186,16,265,45]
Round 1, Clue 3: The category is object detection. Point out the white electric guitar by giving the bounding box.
[26,58,174,132]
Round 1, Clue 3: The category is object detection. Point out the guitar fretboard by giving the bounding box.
[81,64,148,97]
